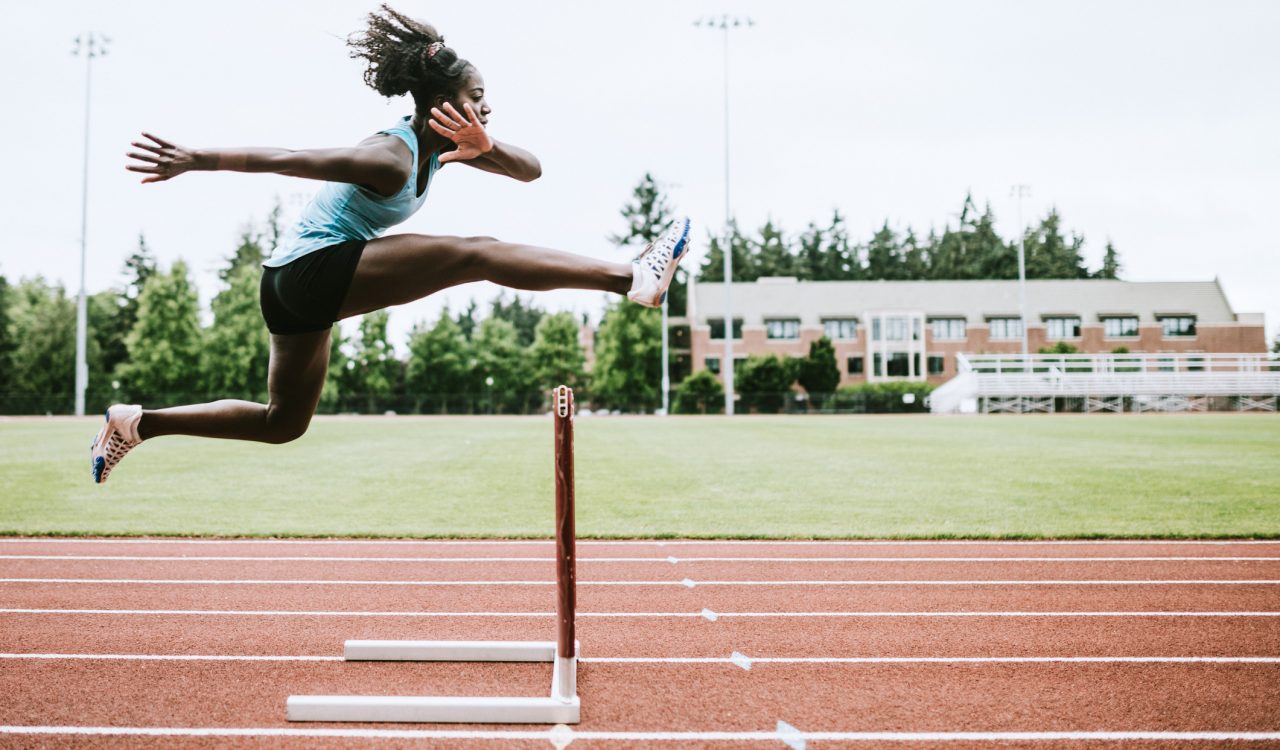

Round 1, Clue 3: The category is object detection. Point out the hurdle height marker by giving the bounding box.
[286,386,580,724]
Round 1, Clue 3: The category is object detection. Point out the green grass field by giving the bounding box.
[2,414,1277,538]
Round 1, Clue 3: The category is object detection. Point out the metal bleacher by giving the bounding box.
[928,352,1280,414]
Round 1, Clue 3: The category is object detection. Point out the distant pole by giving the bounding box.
[660,296,670,414]
[72,32,110,417]
[694,14,753,416]
[1012,184,1031,360]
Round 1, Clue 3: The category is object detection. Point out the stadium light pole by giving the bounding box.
[1012,184,1031,360]
[694,14,753,416]
[72,32,110,417]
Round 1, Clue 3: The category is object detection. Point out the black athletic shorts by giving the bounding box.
[259,240,366,335]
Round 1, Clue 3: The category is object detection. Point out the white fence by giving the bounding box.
[929,353,1280,414]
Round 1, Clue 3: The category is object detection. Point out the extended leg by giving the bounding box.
[339,234,633,318]
[138,328,331,443]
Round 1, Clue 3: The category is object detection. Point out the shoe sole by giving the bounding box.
[90,408,114,484]
[648,217,692,308]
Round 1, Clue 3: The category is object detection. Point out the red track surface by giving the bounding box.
[1,538,1278,749]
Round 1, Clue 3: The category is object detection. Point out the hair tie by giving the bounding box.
[426,41,445,59]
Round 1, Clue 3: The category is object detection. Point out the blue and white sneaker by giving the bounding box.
[90,404,143,485]
[627,216,692,308]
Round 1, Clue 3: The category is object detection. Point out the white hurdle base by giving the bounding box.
[287,640,579,724]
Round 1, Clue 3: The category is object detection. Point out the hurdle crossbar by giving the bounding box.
[286,386,579,724]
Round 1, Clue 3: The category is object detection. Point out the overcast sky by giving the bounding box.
[2,0,1276,350]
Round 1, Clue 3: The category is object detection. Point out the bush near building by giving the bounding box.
[737,354,799,414]
[833,381,935,413]
[673,370,724,414]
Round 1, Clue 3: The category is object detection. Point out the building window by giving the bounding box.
[704,357,720,374]
[930,318,966,340]
[927,355,946,375]
[886,352,910,377]
[1044,317,1082,339]
[708,318,743,340]
[913,318,921,342]
[988,317,1023,340]
[823,318,858,340]
[885,316,908,342]
[1102,316,1139,338]
[872,318,881,341]
[1158,316,1197,337]
[847,356,864,375]
[765,318,801,340]
[873,353,882,376]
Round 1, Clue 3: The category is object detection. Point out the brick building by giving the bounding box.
[684,278,1267,386]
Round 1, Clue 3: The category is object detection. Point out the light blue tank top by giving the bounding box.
[264,116,440,267]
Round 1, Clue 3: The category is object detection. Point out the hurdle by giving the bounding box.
[286,385,580,724]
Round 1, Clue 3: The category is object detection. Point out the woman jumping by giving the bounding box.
[92,4,691,484]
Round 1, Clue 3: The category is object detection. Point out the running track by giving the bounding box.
[1,538,1278,749]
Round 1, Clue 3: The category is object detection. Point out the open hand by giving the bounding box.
[126,133,199,183]
[429,102,493,164]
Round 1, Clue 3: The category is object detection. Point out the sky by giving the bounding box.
[2,0,1277,350]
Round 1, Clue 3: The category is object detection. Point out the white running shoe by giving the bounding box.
[90,404,143,485]
[627,216,692,308]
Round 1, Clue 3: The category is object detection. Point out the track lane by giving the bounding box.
[3,613,1278,659]
[1,581,1277,614]
[1,660,1277,733]
[5,558,1279,582]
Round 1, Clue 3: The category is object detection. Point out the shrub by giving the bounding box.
[833,381,934,413]
[736,354,797,414]
[673,370,724,414]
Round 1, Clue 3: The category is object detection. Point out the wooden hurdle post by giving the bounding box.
[286,386,580,724]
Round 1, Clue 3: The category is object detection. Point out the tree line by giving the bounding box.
[696,193,1121,290]
[0,178,1123,415]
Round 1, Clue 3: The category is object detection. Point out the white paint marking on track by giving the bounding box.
[4,578,1278,586]
[2,726,1279,742]
[3,653,1280,664]
[5,552,1274,558]
[777,720,806,750]
[2,608,1278,618]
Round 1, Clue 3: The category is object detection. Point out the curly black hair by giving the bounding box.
[347,4,473,109]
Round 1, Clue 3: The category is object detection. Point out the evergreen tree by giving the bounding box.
[1096,241,1122,279]
[202,262,270,401]
[591,299,661,412]
[698,220,754,282]
[929,194,987,279]
[610,173,674,246]
[796,336,841,409]
[455,299,478,341]
[970,204,1017,280]
[405,309,471,413]
[899,228,930,280]
[752,219,794,277]
[529,312,587,395]
[1023,209,1089,279]
[87,290,126,407]
[119,261,203,402]
[489,292,545,347]
[865,222,904,280]
[794,222,827,281]
[341,311,403,413]
[472,317,539,413]
[221,203,278,282]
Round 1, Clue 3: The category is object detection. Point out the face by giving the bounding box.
[445,68,490,125]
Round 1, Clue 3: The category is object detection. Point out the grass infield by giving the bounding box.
[1,413,1277,539]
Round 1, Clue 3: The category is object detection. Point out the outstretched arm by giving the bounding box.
[430,103,542,182]
[126,133,411,196]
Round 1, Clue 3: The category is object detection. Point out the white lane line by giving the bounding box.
[3,653,1279,664]
[1,726,1278,742]
[3,578,1278,586]
[3,538,1277,545]
[4,555,1276,562]
[2,608,1278,618]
